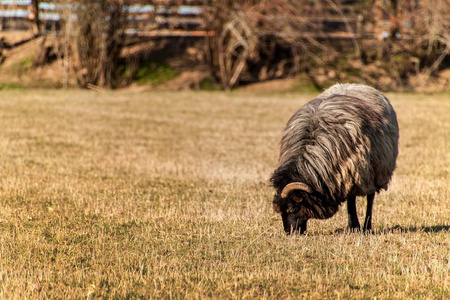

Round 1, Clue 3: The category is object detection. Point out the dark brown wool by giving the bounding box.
[271,84,399,233]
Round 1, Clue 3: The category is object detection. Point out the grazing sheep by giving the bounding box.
[270,83,399,234]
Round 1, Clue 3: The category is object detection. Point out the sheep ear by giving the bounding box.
[292,195,303,203]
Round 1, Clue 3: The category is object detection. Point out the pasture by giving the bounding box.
[0,89,448,298]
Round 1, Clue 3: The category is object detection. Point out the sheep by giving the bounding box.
[270,83,399,234]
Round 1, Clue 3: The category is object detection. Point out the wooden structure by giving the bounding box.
[0,0,422,39]
[0,0,208,36]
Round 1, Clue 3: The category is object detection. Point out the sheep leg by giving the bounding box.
[363,193,375,232]
[347,195,361,231]
[300,221,307,234]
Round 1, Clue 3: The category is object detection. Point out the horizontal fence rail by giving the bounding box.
[0,0,209,36]
[0,0,400,39]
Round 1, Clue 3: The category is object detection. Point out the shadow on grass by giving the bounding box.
[380,224,450,233]
[332,224,450,235]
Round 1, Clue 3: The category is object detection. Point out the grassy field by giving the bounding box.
[0,88,448,298]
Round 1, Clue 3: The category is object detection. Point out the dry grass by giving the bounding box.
[0,89,448,298]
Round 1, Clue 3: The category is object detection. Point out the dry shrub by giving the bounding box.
[205,0,335,90]
[376,0,449,83]
[410,0,450,77]
[205,0,449,90]
[69,0,129,89]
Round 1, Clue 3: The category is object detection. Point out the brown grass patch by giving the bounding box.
[0,89,448,298]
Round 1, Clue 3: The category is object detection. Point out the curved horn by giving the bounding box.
[281,182,312,199]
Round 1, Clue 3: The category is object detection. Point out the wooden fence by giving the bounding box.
[0,0,209,36]
[0,0,401,40]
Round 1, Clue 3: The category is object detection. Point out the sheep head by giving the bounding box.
[273,182,313,235]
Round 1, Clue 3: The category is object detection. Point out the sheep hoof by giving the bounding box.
[348,225,361,233]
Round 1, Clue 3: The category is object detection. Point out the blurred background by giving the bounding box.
[0,0,449,92]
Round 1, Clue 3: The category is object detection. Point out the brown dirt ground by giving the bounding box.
[1,30,449,92]
[0,32,66,88]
